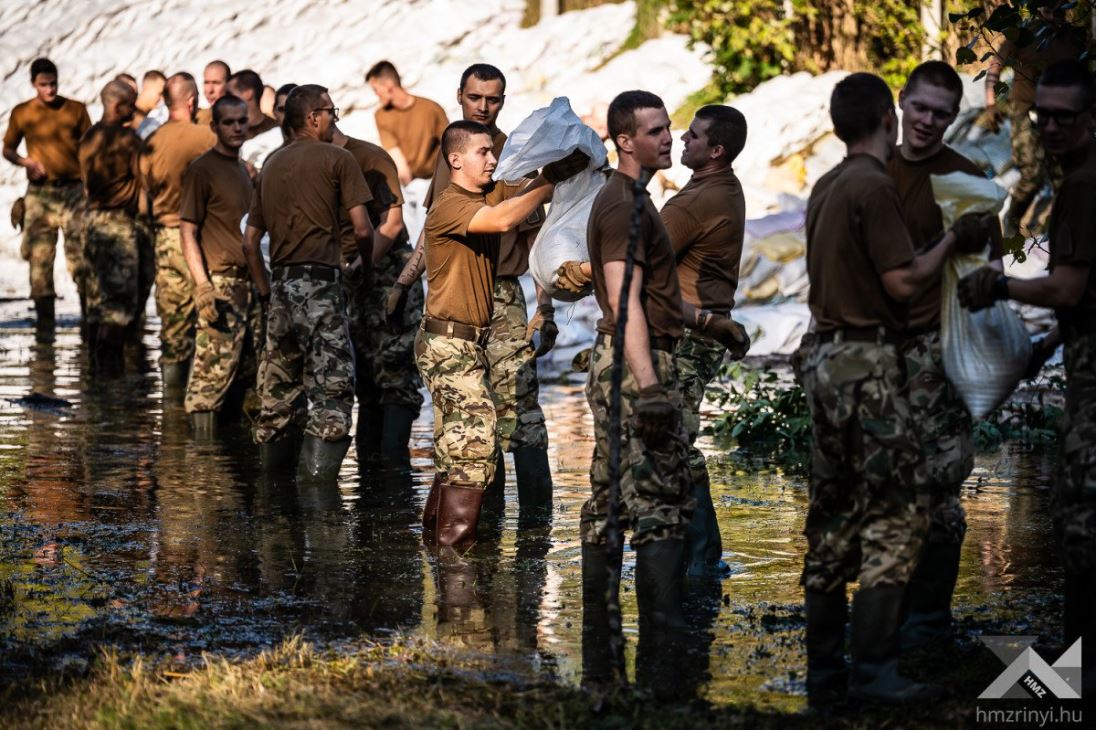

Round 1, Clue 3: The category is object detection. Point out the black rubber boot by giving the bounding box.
[33,297,55,342]
[380,403,418,452]
[635,538,689,702]
[685,477,729,579]
[355,404,383,454]
[849,585,942,703]
[297,434,351,482]
[481,452,506,522]
[259,429,303,471]
[513,446,553,527]
[581,541,624,690]
[805,587,849,711]
[900,540,961,650]
[161,359,190,398]
[191,411,217,441]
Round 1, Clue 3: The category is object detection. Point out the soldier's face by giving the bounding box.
[1034,85,1094,157]
[899,81,958,153]
[369,78,396,107]
[458,78,504,129]
[451,133,497,188]
[32,73,58,104]
[204,66,227,105]
[680,116,716,170]
[215,103,249,150]
[620,106,673,171]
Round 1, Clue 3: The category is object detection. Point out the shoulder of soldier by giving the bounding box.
[938,145,985,177]
[417,96,446,114]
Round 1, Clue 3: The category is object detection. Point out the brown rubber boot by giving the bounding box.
[435,480,484,551]
[421,473,444,539]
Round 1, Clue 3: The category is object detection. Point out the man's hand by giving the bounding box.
[951,213,997,255]
[194,281,218,324]
[543,150,590,184]
[385,282,410,333]
[700,312,750,360]
[23,158,47,182]
[525,304,558,357]
[957,267,1007,311]
[555,260,592,295]
[634,384,678,450]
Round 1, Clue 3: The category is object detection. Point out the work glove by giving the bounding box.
[543,150,590,184]
[194,281,219,325]
[555,260,592,295]
[634,384,679,450]
[525,304,558,357]
[700,311,751,360]
[957,267,1007,311]
[951,212,997,255]
[385,282,410,333]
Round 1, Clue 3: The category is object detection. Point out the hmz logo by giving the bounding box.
[980,636,1083,700]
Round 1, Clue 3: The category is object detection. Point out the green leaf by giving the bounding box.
[956,46,979,64]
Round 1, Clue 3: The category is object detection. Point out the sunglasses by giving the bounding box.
[1028,106,1087,128]
[311,106,339,121]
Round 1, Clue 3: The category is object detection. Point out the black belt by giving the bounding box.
[813,326,905,346]
[272,264,338,282]
[597,332,679,353]
[421,317,489,345]
[29,178,80,188]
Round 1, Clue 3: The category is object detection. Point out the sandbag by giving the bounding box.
[494,97,607,301]
[933,172,1029,419]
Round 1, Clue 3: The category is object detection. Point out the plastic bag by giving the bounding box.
[933,172,1029,419]
[494,97,607,301]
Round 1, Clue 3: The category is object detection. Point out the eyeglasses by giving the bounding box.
[1028,106,1087,128]
[312,106,339,121]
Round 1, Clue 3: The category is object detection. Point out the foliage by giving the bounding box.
[971,373,1065,451]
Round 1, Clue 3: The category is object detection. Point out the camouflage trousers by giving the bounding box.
[254,270,355,443]
[581,335,694,547]
[21,181,85,300]
[414,329,498,487]
[1054,331,1096,579]
[902,330,972,546]
[676,330,727,488]
[154,227,196,365]
[184,274,264,415]
[487,277,548,452]
[82,208,139,328]
[342,244,424,409]
[801,339,930,592]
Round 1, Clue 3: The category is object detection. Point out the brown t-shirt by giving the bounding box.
[79,122,143,213]
[886,144,1005,330]
[195,107,213,126]
[247,114,279,141]
[339,136,407,260]
[4,97,91,181]
[423,129,542,277]
[141,120,216,227]
[180,149,253,273]
[660,167,745,313]
[247,138,372,268]
[424,183,498,327]
[1047,142,1096,334]
[375,95,448,180]
[588,171,683,339]
[806,155,915,331]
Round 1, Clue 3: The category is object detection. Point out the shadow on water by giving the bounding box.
[0,316,1063,713]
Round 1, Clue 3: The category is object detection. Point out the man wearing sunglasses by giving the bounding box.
[243,85,375,481]
[959,60,1095,686]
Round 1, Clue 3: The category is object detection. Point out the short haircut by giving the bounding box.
[695,105,748,163]
[460,64,506,93]
[115,72,137,87]
[275,83,298,98]
[164,72,198,108]
[143,70,167,84]
[830,73,895,144]
[607,90,665,149]
[212,93,248,123]
[366,60,400,85]
[30,58,57,81]
[283,84,329,131]
[904,60,964,108]
[227,69,263,101]
[1039,59,1095,108]
[441,120,492,166]
[101,79,136,107]
[205,60,231,77]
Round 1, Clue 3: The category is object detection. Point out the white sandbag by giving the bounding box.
[494,97,607,301]
[933,172,1029,419]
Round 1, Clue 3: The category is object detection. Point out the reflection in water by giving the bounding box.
[0,320,1063,710]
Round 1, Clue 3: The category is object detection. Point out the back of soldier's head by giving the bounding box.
[830,73,895,144]
[460,63,506,93]
[442,120,492,166]
[607,90,665,150]
[101,79,136,106]
[695,105,747,163]
[164,72,198,109]
[283,84,329,131]
[227,69,264,102]
[904,60,963,109]
[366,60,401,86]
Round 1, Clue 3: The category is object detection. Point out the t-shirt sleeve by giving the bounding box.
[2,107,22,149]
[179,162,206,225]
[660,200,701,257]
[247,173,266,231]
[336,152,373,211]
[433,104,448,138]
[1050,175,1097,268]
[375,111,398,150]
[860,185,915,274]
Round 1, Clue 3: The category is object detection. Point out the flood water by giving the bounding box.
[0,316,1062,713]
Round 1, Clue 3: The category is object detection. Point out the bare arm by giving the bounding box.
[372,204,403,265]
[467,178,553,234]
[387,147,412,186]
[348,204,375,265]
[395,227,427,287]
[880,231,956,302]
[243,225,270,298]
[604,260,658,389]
[4,142,46,180]
[1006,265,1090,309]
[180,220,209,288]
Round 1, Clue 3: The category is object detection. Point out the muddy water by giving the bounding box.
[0,318,1060,711]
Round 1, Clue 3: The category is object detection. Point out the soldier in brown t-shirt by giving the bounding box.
[415,119,574,552]
[141,73,217,390]
[801,73,992,710]
[180,94,262,435]
[3,57,91,335]
[195,60,230,127]
[366,60,448,185]
[885,61,1006,649]
[660,105,751,580]
[242,84,373,480]
[960,61,1095,668]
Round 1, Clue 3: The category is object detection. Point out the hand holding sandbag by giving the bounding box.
[957,267,1006,311]
[634,384,678,449]
[525,304,558,357]
[543,150,590,184]
[951,213,997,254]
[555,261,591,295]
